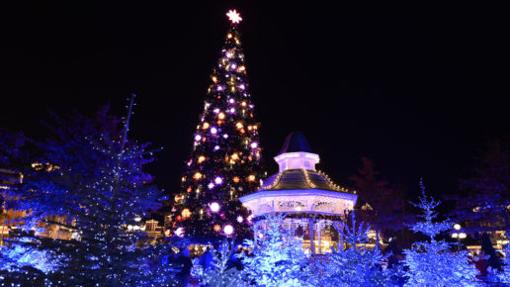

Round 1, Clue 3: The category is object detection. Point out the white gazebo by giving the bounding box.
[240,132,357,254]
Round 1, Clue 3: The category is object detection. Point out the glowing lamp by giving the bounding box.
[210,127,218,134]
[223,134,229,139]
[218,112,226,120]
[458,232,467,239]
[247,174,256,182]
[209,202,221,213]
[235,122,244,129]
[250,142,258,149]
[207,182,215,189]
[236,216,243,223]
[202,122,210,129]
[134,216,142,222]
[453,223,461,231]
[223,224,234,235]
[214,145,221,151]
[194,135,202,141]
[233,176,240,183]
[198,156,206,163]
[213,224,222,232]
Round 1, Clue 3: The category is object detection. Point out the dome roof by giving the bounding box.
[279,132,313,154]
[261,169,350,193]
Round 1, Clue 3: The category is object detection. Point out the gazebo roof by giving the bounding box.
[261,169,350,193]
[279,131,313,154]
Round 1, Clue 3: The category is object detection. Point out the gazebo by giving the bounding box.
[240,132,357,254]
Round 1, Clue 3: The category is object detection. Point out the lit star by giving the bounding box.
[226,9,242,24]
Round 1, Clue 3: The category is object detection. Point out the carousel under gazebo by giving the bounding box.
[240,132,358,254]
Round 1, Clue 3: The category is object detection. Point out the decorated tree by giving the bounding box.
[6,97,174,285]
[241,214,311,287]
[171,10,263,240]
[310,212,395,287]
[202,240,245,287]
[403,180,479,286]
[497,243,510,283]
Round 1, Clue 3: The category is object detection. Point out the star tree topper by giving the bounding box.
[226,9,242,24]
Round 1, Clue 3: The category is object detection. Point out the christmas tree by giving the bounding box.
[171,10,263,240]
[241,214,311,287]
[403,180,478,286]
[310,212,394,287]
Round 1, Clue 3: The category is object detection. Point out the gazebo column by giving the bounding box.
[308,218,315,254]
[316,220,322,254]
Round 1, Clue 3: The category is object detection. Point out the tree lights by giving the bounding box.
[171,9,262,239]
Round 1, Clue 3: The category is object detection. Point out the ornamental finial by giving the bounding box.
[226,9,242,24]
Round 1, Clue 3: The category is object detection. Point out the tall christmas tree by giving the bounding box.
[171,10,263,240]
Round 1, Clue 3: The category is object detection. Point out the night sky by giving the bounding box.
[1,2,507,199]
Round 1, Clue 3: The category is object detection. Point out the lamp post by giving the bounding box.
[451,223,467,250]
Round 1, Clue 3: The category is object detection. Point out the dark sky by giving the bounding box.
[1,2,508,198]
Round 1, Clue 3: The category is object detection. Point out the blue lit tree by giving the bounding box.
[241,214,311,287]
[202,240,245,287]
[5,97,177,285]
[309,212,395,287]
[403,180,479,286]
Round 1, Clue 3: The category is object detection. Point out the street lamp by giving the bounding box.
[451,224,467,250]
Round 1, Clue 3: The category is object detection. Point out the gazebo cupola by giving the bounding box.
[240,132,357,254]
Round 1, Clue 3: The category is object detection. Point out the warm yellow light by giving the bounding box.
[211,76,218,83]
[198,156,206,164]
[248,174,256,182]
[193,172,203,180]
[202,122,210,130]
[235,122,244,129]
[213,224,222,232]
[181,208,191,219]
[241,101,247,107]
[231,153,240,161]
[233,176,240,183]
[174,194,184,203]
[218,112,226,120]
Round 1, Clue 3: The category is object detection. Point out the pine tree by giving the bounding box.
[171,10,263,240]
[202,240,245,287]
[403,180,479,287]
[241,214,311,287]
[310,212,394,287]
[349,157,410,248]
[7,98,174,285]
